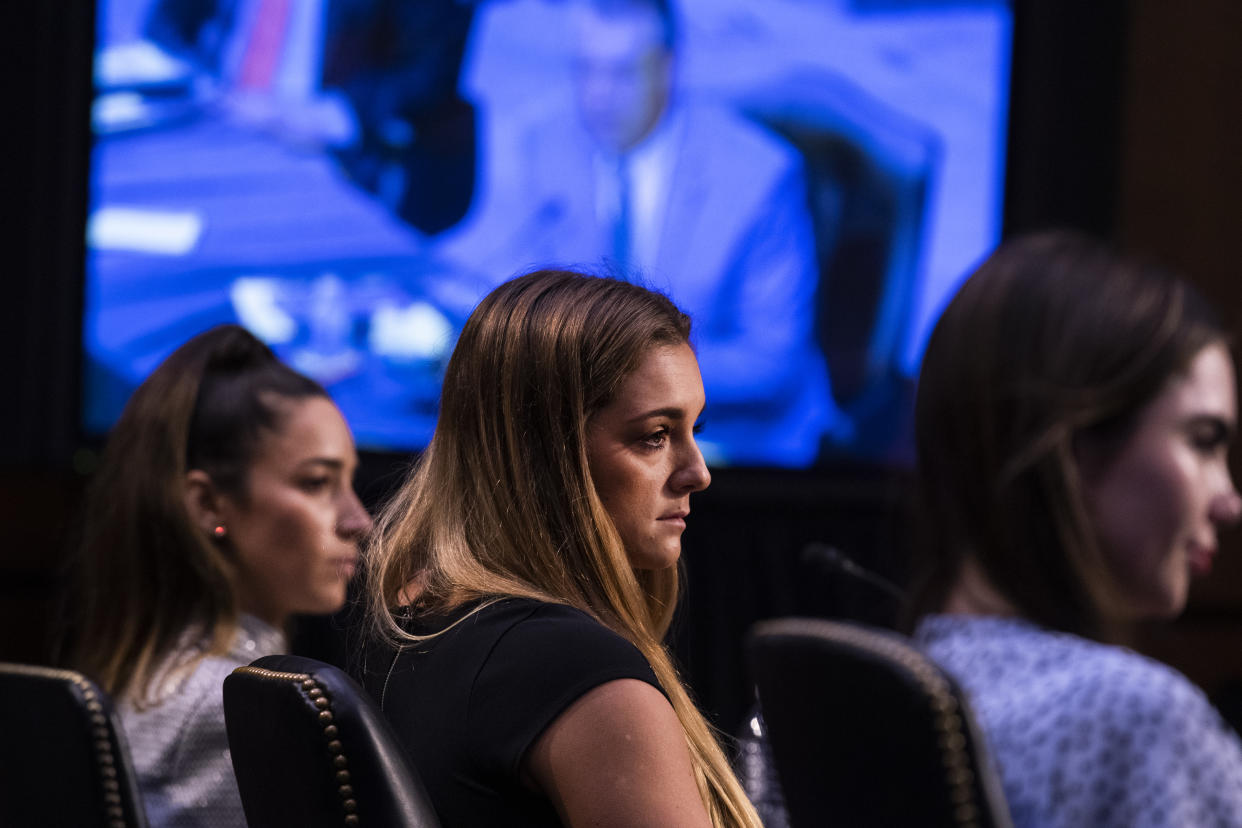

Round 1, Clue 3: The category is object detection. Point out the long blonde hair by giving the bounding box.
[366,270,759,826]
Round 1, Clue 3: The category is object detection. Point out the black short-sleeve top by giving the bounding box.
[359,597,665,827]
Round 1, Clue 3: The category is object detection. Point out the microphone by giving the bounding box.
[801,542,905,602]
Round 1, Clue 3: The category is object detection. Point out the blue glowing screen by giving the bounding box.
[86,0,1011,467]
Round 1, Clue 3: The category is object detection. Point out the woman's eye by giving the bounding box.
[641,427,670,448]
[300,476,333,492]
[1195,436,1227,455]
[1189,421,1230,454]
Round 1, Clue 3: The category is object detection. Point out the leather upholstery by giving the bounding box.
[0,662,148,828]
[223,653,440,828]
[748,618,1012,828]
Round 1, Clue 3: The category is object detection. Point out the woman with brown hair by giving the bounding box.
[61,325,371,825]
[362,269,761,826]
[911,231,1242,825]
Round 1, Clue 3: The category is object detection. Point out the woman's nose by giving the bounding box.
[1212,480,1242,526]
[338,489,373,538]
[673,441,711,493]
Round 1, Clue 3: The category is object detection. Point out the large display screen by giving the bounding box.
[85,0,1011,467]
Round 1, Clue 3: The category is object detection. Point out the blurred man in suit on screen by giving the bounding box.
[448,0,849,466]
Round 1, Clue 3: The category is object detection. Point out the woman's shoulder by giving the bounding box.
[386,596,659,697]
[493,597,625,637]
[464,596,599,628]
[125,615,285,727]
[406,597,635,651]
[121,649,241,782]
[461,598,664,713]
[474,598,654,679]
[916,613,1226,741]
[387,596,666,782]
[917,614,1242,825]
[919,614,1179,685]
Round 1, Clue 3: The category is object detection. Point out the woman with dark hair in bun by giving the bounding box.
[61,324,372,826]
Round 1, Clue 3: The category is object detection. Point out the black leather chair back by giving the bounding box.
[0,662,148,828]
[748,618,1012,828]
[224,653,440,828]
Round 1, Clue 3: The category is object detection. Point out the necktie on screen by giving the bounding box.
[612,155,631,271]
[237,0,293,90]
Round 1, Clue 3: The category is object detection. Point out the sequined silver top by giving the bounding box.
[120,614,286,827]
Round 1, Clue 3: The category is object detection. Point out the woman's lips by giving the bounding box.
[1188,545,1215,577]
[658,511,688,530]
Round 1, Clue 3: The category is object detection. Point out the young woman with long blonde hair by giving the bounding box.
[362,270,760,826]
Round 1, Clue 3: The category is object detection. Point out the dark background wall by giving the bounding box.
[0,1,93,663]
[1114,0,1242,697]
[5,1,1242,732]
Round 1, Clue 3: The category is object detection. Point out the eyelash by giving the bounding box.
[1190,424,1230,454]
[1194,435,1228,455]
[641,427,670,449]
[640,422,705,449]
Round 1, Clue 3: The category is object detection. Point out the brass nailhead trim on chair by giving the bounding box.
[0,664,131,828]
[232,666,361,827]
[760,622,983,828]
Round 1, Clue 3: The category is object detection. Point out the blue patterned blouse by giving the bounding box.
[916,614,1242,828]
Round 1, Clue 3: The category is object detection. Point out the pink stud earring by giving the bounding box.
[213,524,227,539]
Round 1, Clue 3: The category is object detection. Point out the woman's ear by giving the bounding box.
[184,469,224,536]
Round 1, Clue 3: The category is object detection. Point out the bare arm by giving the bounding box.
[523,678,714,828]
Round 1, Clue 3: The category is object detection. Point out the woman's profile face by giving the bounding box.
[221,396,372,626]
[1083,343,1242,618]
[587,343,711,570]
